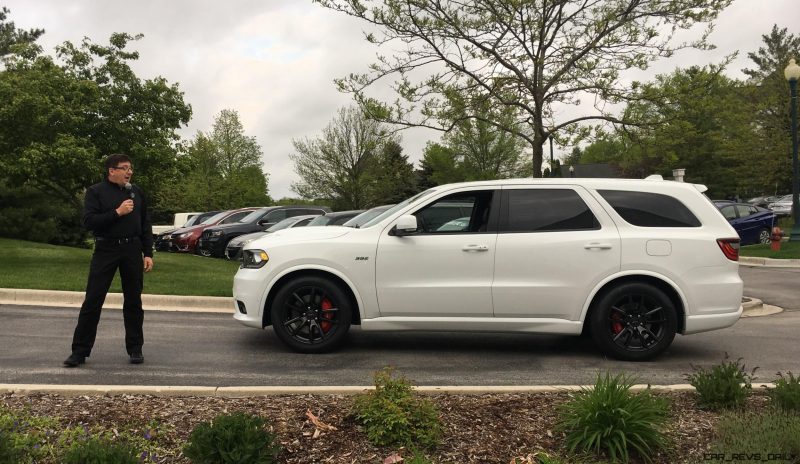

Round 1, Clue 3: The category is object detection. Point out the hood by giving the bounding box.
[246,226,351,249]
[229,231,270,247]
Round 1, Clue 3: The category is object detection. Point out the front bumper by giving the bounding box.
[197,236,227,257]
[232,268,269,328]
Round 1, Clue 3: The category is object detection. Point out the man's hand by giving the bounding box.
[143,257,154,273]
[116,199,134,216]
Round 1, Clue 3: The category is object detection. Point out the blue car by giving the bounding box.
[714,201,777,245]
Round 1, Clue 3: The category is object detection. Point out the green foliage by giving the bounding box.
[739,241,800,259]
[708,410,800,462]
[769,372,800,412]
[62,436,138,464]
[370,139,418,205]
[354,368,442,448]
[556,373,669,463]
[0,431,22,464]
[183,412,280,464]
[0,6,44,57]
[685,357,756,410]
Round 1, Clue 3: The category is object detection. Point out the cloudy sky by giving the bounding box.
[4,0,798,199]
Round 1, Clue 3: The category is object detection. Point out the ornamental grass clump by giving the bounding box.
[708,410,800,460]
[556,373,669,463]
[183,412,280,464]
[685,356,756,410]
[769,371,800,412]
[354,368,442,448]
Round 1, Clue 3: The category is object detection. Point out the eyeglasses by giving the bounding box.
[112,166,134,172]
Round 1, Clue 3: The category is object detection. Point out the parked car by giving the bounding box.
[153,211,221,251]
[767,194,793,216]
[225,215,318,260]
[714,201,777,245]
[746,195,781,208]
[341,205,395,228]
[197,205,330,258]
[152,212,202,237]
[233,177,743,361]
[162,208,258,253]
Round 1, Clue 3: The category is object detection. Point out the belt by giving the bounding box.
[95,236,138,244]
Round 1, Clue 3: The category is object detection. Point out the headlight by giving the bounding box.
[241,249,269,269]
[210,230,224,237]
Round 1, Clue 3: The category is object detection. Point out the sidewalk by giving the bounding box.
[0,288,232,313]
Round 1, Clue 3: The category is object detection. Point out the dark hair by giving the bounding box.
[104,154,131,171]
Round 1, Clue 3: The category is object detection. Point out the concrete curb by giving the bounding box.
[740,256,800,267]
[0,288,233,313]
[0,383,778,397]
[740,297,783,317]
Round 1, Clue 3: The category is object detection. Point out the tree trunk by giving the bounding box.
[531,142,543,178]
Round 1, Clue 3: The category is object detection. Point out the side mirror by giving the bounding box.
[391,215,418,237]
[257,219,270,226]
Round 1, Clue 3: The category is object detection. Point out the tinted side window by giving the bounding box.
[264,210,287,222]
[501,189,599,232]
[599,190,701,227]
[413,190,495,234]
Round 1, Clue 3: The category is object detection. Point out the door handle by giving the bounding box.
[584,242,612,250]
[462,244,489,252]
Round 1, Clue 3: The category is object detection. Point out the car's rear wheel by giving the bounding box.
[590,282,677,361]
[270,276,352,353]
[759,228,771,245]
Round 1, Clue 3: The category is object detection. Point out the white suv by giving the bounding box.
[233,177,743,361]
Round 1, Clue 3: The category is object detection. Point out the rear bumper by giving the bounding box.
[683,305,742,335]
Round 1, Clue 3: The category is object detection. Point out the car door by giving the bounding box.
[734,204,761,244]
[492,185,620,320]
[375,188,499,317]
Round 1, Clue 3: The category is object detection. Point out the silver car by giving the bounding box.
[767,194,793,216]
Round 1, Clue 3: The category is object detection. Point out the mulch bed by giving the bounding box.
[0,391,772,463]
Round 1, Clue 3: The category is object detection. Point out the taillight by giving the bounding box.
[717,238,740,261]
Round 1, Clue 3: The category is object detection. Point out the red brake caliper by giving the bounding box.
[320,298,334,332]
[611,312,623,335]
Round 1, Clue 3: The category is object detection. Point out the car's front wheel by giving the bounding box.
[270,276,352,353]
[590,282,677,361]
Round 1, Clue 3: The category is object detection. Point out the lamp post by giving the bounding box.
[549,135,555,177]
[785,58,800,241]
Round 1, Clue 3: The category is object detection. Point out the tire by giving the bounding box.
[590,282,677,361]
[270,276,352,353]
[758,228,771,245]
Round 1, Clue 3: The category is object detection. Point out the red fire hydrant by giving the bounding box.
[770,226,783,252]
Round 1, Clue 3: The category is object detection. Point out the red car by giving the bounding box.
[166,208,258,253]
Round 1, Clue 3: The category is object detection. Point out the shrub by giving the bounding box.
[183,412,280,464]
[62,436,139,464]
[0,431,21,464]
[769,371,800,412]
[556,373,669,463]
[685,357,756,410]
[708,410,800,460]
[354,368,442,448]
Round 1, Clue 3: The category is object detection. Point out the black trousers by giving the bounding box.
[71,240,144,357]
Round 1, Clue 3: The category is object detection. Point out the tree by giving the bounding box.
[158,111,271,211]
[318,0,733,176]
[0,30,191,243]
[742,25,800,195]
[370,139,417,204]
[0,6,43,58]
[291,106,394,209]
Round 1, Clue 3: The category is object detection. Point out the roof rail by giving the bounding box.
[644,174,663,181]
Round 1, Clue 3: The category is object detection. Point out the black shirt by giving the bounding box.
[83,178,154,257]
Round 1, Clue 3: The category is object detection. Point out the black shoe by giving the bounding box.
[129,351,144,364]
[63,353,85,367]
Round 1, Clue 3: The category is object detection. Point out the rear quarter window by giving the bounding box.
[598,190,701,227]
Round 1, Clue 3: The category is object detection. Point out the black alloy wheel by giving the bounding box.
[270,276,352,353]
[590,282,677,361]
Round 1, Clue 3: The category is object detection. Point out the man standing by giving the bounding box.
[63,154,154,367]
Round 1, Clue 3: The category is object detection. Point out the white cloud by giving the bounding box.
[4,0,798,198]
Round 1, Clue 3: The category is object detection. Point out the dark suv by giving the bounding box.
[196,205,331,257]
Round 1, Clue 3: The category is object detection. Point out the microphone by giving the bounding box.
[124,182,135,199]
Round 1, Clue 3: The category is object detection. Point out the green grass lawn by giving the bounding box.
[0,238,240,296]
[739,241,800,259]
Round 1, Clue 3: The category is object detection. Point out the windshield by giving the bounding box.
[266,217,299,232]
[240,208,268,224]
[201,211,229,225]
[307,215,333,226]
[358,189,436,229]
